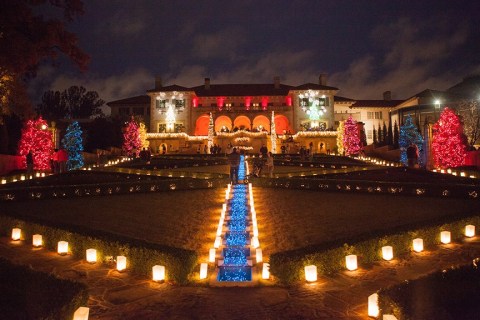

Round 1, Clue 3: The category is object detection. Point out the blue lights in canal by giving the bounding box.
[217,156,253,282]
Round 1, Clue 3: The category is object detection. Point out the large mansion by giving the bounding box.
[107,75,479,154]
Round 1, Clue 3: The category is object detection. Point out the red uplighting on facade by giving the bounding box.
[261,97,268,110]
[192,97,198,107]
[286,96,292,106]
[217,97,224,111]
[245,97,251,110]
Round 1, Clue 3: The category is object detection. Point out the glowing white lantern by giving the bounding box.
[382,246,393,261]
[41,172,45,177]
[1,179,6,184]
[73,306,89,320]
[86,249,97,263]
[465,225,475,238]
[345,254,358,271]
[460,172,466,177]
[412,238,424,252]
[251,236,260,248]
[440,231,451,244]
[304,265,317,282]
[20,175,25,181]
[447,169,452,174]
[262,263,270,279]
[214,237,222,249]
[57,241,68,255]
[116,255,127,271]
[209,248,216,263]
[11,228,21,241]
[368,293,379,317]
[32,234,42,247]
[256,248,263,263]
[152,265,165,281]
[199,263,208,279]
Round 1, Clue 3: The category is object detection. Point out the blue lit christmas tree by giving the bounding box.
[399,115,424,166]
[61,121,84,170]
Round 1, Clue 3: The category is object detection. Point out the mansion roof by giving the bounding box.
[146,82,338,97]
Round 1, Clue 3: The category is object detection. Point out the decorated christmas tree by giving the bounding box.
[138,122,149,150]
[399,115,424,166]
[336,120,345,155]
[18,117,53,170]
[270,111,277,154]
[343,116,361,156]
[61,121,84,170]
[432,107,467,168]
[207,112,214,153]
[122,118,141,157]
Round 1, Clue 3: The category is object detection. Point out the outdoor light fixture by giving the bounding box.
[382,246,393,261]
[368,293,379,317]
[199,263,208,279]
[152,265,165,281]
[345,255,358,271]
[304,265,317,282]
[256,248,263,263]
[465,225,475,237]
[11,228,21,241]
[73,307,89,320]
[117,256,127,271]
[86,249,97,263]
[441,231,451,244]
[57,241,68,255]
[251,236,260,248]
[413,238,424,252]
[32,234,42,247]
[209,248,216,263]
[214,237,222,249]
[262,263,270,279]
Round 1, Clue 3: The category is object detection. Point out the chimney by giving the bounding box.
[383,91,392,101]
[274,76,280,89]
[155,76,162,90]
[204,78,211,90]
[319,73,328,86]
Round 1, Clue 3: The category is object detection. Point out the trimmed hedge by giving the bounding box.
[269,215,480,285]
[0,257,88,320]
[378,262,480,319]
[0,214,198,284]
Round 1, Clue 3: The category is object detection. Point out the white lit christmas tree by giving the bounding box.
[270,111,277,153]
[139,122,149,150]
[207,112,214,153]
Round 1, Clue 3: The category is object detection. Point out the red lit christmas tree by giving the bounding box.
[432,107,467,168]
[123,118,141,157]
[343,116,362,156]
[18,117,53,170]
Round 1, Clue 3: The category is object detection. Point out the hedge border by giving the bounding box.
[0,214,198,284]
[269,214,480,285]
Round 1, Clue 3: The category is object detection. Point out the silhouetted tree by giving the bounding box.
[393,121,399,148]
[387,120,393,145]
[36,86,104,121]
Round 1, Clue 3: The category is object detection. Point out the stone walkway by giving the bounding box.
[1,236,479,319]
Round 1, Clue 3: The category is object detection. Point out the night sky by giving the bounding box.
[29,0,480,111]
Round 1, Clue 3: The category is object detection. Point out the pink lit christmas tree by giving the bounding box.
[343,116,362,156]
[18,117,53,170]
[432,107,467,168]
[122,118,141,157]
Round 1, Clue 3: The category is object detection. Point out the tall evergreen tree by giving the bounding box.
[432,107,467,168]
[393,121,399,148]
[399,115,424,166]
[138,122,149,150]
[61,121,84,170]
[377,123,383,145]
[373,126,377,145]
[382,121,388,144]
[387,120,393,145]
